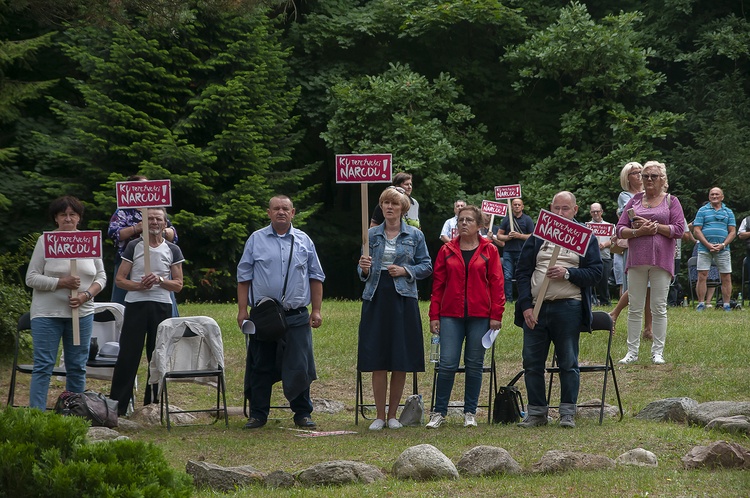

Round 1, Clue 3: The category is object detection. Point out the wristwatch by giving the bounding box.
[564,269,570,280]
[158,276,164,284]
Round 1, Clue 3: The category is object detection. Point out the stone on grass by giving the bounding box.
[296,460,384,486]
[128,403,198,426]
[264,470,295,489]
[635,397,698,423]
[186,460,264,492]
[456,446,521,476]
[616,448,658,467]
[312,398,345,414]
[87,426,129,442]
[687,401,750,427]
[532,450,615,473]
[393,444,459,480]
[682,441,750,470]
[704,415,750,435]
[576,399,621,419]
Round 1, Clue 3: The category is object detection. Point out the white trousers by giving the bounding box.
[626,265,671,357]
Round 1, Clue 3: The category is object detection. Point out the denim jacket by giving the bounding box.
[359,220,432,300]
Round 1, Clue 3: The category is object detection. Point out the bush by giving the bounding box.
[0,234,35,357]
[0,408,192,498]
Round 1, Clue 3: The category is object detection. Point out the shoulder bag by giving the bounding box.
[249,236,294,342]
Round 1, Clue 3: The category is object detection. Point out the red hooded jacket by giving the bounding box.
[429,235,505,321]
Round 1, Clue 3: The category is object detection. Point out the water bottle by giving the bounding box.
[88,336,99,361]
[682,296,688,307]
[429,335,440,363]
[738,292,743,303]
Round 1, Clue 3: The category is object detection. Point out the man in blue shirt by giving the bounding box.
[693,187,736,312]
[237,195,325,429]
[495,198,535,302]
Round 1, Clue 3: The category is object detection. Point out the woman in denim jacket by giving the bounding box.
[358,186,432,430]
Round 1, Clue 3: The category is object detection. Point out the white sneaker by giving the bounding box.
[425,412,445,429]
[619,352,638,364]
[652,354,665,365]
[387,418,403,429]
[463,412,477,427]
[369,418,385,431]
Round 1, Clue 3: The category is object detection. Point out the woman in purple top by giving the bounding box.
[616,161,685,365]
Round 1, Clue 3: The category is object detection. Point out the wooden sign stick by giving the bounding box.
[488,214,495,235]
[70,259,80,345]
[141,207,151,275]
[532,245,561,320]
[508,199,517,233]
[361,183,369,257]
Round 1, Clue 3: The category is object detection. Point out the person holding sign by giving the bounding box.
[495,198,534,303]
[358,187,432,430]
[589,203,613,306]
[25,196,106,410]
[109,207,184,415]
[616,161,685,365]
[514,192,602,429]
[427,204,504,429]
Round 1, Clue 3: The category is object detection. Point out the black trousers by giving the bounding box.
[109,300,172,415]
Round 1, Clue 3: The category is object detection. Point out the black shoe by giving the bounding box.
[294,416,316,429]
[244,417,266,429]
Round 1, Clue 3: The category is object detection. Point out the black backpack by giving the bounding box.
[492,385,525,424]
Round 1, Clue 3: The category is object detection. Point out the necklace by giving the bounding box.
[643,194,662,208]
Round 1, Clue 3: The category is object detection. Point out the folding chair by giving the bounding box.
[355,371,419,425]
[7,312,70,408]
[687,256,721,304]
[742,256,747,306]
[149,316,228,430]
[545,311,623,424]
[429,340,497,424]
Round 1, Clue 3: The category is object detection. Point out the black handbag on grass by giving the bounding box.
[54,390,119,428]
[249,235,294,342]
[493,385,524,424]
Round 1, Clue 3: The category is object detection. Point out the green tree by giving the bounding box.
[20,6,310,300]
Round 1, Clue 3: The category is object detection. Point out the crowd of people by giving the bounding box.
[24,162,747,430]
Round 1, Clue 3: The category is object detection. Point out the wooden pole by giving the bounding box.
[508,199,516,233]
[361,183,369,257]
[141,207,151,275]
[488,214,495,236]
[532,245,561,320]
[70,259,80,345]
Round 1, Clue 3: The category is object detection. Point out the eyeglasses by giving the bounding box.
[629,172,641,177]
[590,210,602,213]
[458,217,476,224]
[642,174,661,181]
[387,186,406,194]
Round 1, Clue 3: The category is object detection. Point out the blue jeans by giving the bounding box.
[502,251,521,302]
[433,317,488,416]
[30,315,93,411]
[522,299,581,416]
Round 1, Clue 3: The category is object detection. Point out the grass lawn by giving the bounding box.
[3,300,750,496]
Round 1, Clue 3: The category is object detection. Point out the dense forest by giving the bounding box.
[1,0,748,300]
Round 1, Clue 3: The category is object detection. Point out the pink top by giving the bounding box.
[616,192,685,276]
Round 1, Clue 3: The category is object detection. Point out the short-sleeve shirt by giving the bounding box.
[693,203,735,253]
[499,213,535,252]
[121,239,184,304]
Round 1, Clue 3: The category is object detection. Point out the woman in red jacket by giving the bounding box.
[426,204,505,428]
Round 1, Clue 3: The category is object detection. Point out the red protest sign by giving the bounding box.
[533,209,593,257]
[586,222,615,237]
[335,154,392,183]
[43,231,102,259]
[481,200,508,217]
[116,180,172,209]
[494,184,521,200]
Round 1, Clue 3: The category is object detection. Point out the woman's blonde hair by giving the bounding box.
[642,160,669,191]
[379,186,410,213]
[619,161,642,191]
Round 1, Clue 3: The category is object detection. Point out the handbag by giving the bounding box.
[610,236,628,255]
[398,394,424,427]
[249,235,294,342]
[492,385,524,424]
[54,390,119,428]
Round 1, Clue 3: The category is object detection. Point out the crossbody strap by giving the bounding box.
[251,234,295,307]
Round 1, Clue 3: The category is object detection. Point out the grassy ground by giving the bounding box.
[2,300,750,497]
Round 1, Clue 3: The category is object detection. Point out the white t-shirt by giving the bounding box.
[121,238,184,304]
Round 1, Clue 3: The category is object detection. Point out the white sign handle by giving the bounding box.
[532,245,561,320]
[488,214,495,237]
[70,259,80,346]
[507,199,517,233]
[361,184,369,257]
[141,207,151,275]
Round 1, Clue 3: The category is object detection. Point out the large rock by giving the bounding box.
[616,448,658,467]
[532,450,615,473]
[129,403,198,426]
[456,446,522,476]
[264,470,295,489]
[392,444,459,480]
[705,415,750,435]
[687,401,750,427]
[186,460,264,492]
[682,441,750,470]
[296,460,384,486]
[635,397,698,423]
[87,426,129,442]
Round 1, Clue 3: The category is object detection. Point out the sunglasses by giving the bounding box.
[642,174,661,181]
